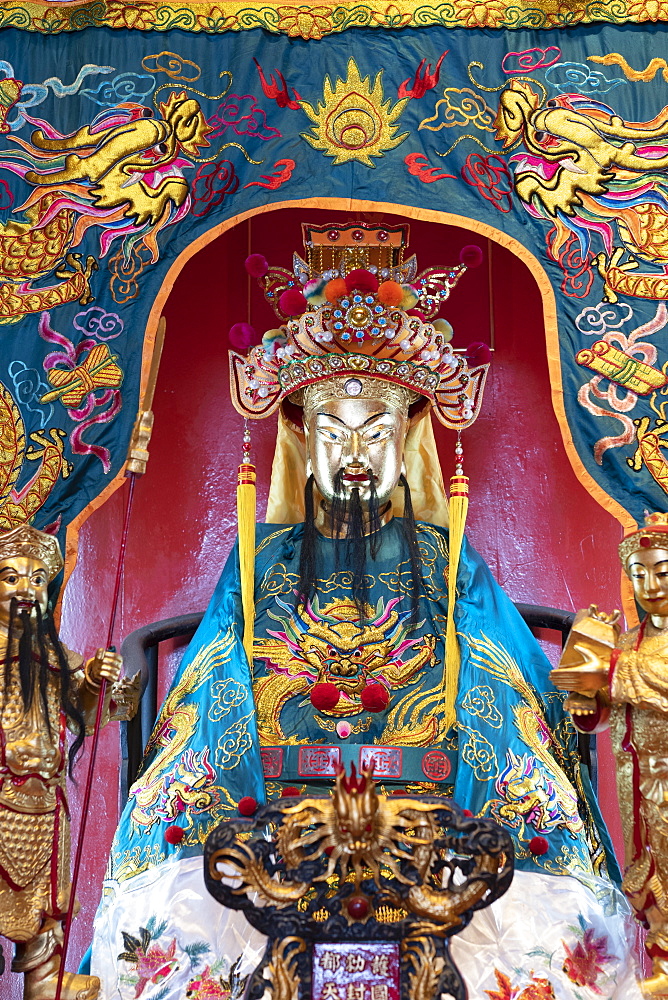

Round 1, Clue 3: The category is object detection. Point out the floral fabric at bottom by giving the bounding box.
[91,860,641,1000]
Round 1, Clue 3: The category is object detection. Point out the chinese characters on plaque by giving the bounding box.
[312,943,399,1000]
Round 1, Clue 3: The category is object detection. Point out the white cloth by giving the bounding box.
[92,859,642,999]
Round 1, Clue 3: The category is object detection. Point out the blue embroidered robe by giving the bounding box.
[108,519,618,886]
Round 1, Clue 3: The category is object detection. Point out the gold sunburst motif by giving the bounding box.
[300,59,409,167]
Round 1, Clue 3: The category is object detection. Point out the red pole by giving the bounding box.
[54,472,137,1000]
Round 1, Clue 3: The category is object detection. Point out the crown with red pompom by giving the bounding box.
[229,223,489,429]
[619,511,668,568]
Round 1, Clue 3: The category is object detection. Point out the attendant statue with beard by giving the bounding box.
[93,224,642,1000]
[0,524,122,1000]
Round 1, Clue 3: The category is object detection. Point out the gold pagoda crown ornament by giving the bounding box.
[619,511,668,567]
[229,222,490,428]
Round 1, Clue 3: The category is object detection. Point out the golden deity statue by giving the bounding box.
[551,512,668,998]
[0,523,122,1000]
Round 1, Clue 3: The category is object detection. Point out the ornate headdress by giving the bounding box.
[619,512,668,569]
[229,222,489,429]
[228,222,490,732]
[0,524,63,581]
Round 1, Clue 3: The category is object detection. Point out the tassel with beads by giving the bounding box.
[237,421,256,666]
[443,435,468,732]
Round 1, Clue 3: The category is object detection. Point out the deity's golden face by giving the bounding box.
[0,555,49,630]
[626,547,668,618]
[304,391,408,507]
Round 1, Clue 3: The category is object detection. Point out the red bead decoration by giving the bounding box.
[347,895,369,919]
[310,683,341,711]
[344,269,378,295]
[281,786,300,797]
[327,230,340,241]
[640,536,653,547]
[351,229,365,242]
[459,244,484,268]
[245,253,269,278]
[529,836,549,856]
[279,288,308,317]
[376,230,389,242]
[360,683,389,712]
[466,342,492,366]
[164,825,184,844]
[238,796,258,816]
[229,322,256,350]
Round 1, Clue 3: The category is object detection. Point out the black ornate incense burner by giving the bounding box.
[203,766,513,1000]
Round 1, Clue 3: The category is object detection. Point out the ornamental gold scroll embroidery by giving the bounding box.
[128,627,238,832]
[253,595,437,744]
[466,633,585,841]
[215,712,254,768]
[461,685,502,728]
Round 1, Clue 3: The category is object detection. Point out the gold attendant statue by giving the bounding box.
[0,524,122,1000]
[552,512,668,998]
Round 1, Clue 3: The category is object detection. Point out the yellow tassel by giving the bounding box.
[237,463,256,666]
[443,474,469,733]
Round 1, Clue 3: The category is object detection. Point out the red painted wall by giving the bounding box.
[1,207,627,993]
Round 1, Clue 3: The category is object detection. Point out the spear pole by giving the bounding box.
[55,316,166,1000]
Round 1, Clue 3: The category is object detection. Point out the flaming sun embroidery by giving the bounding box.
[300,59,409,167]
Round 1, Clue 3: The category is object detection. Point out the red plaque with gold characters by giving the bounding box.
[312,943,400,1000]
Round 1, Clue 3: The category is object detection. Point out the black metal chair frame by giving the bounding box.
[119,603,587,802]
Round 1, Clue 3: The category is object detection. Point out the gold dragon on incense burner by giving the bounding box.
[206,765,512,931]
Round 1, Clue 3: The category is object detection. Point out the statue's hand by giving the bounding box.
[565,693,599,715]
[550,648,609,695]
[87,648,123,687]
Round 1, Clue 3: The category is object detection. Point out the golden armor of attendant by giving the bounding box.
[0,524,122,1000]
[551,512,668,998]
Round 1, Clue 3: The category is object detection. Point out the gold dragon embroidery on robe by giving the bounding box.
[128,628,238,835]
[0,379,70,528]
[253,595,437,744]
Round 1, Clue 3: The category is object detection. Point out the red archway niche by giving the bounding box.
[18,206,624,990]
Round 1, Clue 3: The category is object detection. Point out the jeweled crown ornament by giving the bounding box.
[229,223,489,428]
[619,511,668,567]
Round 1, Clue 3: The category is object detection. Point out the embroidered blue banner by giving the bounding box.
[1,23,667,535]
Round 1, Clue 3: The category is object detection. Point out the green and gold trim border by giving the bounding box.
[2,0,668,36]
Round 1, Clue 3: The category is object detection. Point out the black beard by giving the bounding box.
[4,598,86,776]
[296,473,422,624]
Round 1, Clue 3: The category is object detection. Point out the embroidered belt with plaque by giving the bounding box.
[260,744,456,783]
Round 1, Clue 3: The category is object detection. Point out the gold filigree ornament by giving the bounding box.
[300,59,408,167]
[204,767,513,1000]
